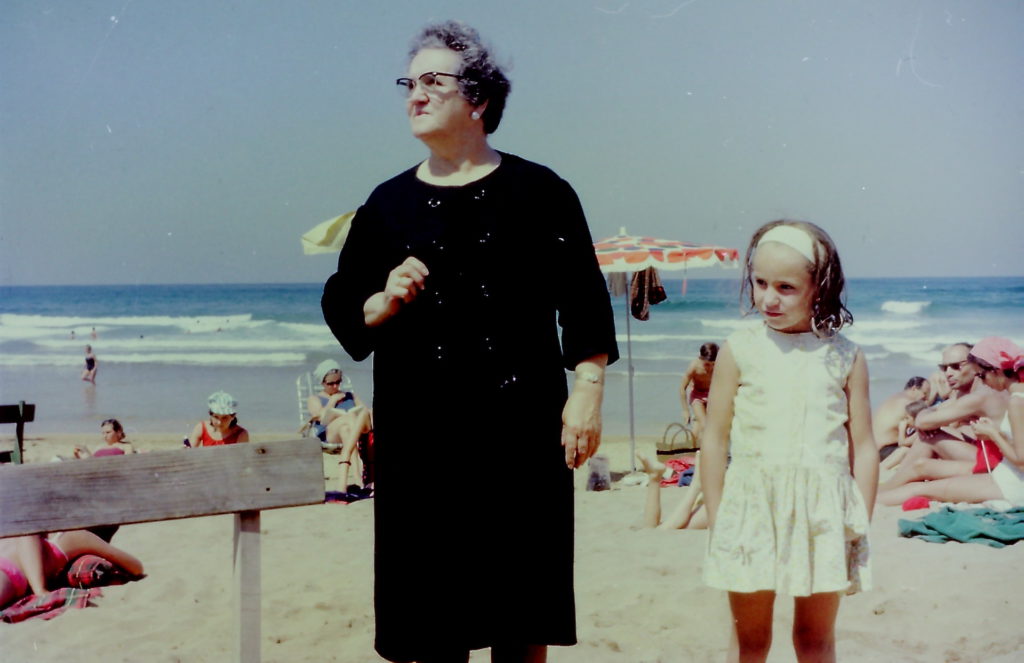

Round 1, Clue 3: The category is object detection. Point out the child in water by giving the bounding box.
[700,220,878,662]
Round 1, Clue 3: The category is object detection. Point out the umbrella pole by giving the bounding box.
[624,291,636,471]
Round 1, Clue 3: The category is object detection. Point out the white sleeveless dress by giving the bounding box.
[702,324,871,596]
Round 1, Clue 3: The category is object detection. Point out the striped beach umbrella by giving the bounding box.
[593,228,740,468]
[594,228,740,273]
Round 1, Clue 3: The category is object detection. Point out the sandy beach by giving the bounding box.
[2,431,1023,663]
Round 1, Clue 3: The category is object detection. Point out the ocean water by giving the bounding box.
[1,278,1021,438]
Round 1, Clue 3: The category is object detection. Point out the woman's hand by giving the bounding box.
[561,383,603,469]
[971,417,998,441]
[364,257,429,327]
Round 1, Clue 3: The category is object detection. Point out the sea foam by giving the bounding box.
[881,300,931,315]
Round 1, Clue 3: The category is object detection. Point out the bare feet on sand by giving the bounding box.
[636,453,667,484]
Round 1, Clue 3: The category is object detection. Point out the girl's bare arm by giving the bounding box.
[700,343,739,527]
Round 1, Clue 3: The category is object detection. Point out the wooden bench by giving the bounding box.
[0,401,35,465]
[0,438,325,663]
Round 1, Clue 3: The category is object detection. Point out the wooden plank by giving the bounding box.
[0,402,34,465]
[235,511,261,663]
[0,439,325,537]
[0,403,36,424]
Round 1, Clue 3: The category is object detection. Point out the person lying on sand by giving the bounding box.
[636,453,707,530]
[0,531,143,610]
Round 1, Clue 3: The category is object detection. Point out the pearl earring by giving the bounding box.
[471,111,481,120]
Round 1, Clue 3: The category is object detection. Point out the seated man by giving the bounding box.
[873,376,931,459]
[880,342,1009,492]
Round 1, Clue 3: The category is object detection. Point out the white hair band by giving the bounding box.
[757,225,817,264]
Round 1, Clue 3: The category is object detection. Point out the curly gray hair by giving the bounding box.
[408,21,511,134]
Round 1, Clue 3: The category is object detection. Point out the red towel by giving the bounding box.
[0,587,103,623]
[660,458,694,486]
[902,496,931,511]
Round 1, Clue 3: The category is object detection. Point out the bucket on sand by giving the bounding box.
[586,454,612,491]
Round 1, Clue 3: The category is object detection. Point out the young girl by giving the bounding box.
[700,220,878,662]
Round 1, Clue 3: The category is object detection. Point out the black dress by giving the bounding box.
[322,153,618,662]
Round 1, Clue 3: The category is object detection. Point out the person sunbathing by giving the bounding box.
[880,400,931,471]
[306,359,371,492]
[187,391,249,447]
[636,453,707,530]
[879,337,1024,507]
[0,531,143,610]
[873,376,930,458]
[879,342,1009,494]
[73,418,136,458]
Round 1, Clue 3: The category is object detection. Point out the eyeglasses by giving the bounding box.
[396,71,467,98]
[323,379,342,387]
[937,361,965,372]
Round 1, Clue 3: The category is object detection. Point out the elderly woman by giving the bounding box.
[322,21,618,663]
[307,359,371,491]
[879,337,1024,506]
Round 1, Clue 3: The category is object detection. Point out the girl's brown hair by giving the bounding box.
[741,220,853,337]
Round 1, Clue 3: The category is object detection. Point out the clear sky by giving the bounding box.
[2,0,1021,285]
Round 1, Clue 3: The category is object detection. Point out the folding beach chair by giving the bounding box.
[296,371,374,488]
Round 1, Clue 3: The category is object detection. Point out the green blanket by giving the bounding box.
[898,506,1024,548]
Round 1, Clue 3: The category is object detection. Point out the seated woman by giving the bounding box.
[73,418,136,458]
[879,337,1024,507]
[636,452,707,530]
[0,530,144,610]
[307,360,371,492]
[188,391,249,447]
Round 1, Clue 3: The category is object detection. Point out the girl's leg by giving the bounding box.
[637,453,665,527]
[878,473,1003,506]
[792,592,840,663]
[491,644,546,663]
[727,590,775,663]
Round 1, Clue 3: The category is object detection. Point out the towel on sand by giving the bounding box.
[660,458,694,486]
[0,555,144,624]
[898,506,1024,548]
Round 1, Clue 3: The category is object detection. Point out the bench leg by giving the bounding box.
[234,510,261,663]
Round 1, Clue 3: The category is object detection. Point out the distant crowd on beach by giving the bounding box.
[2,355,376,618]
[643,334,1023,530]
